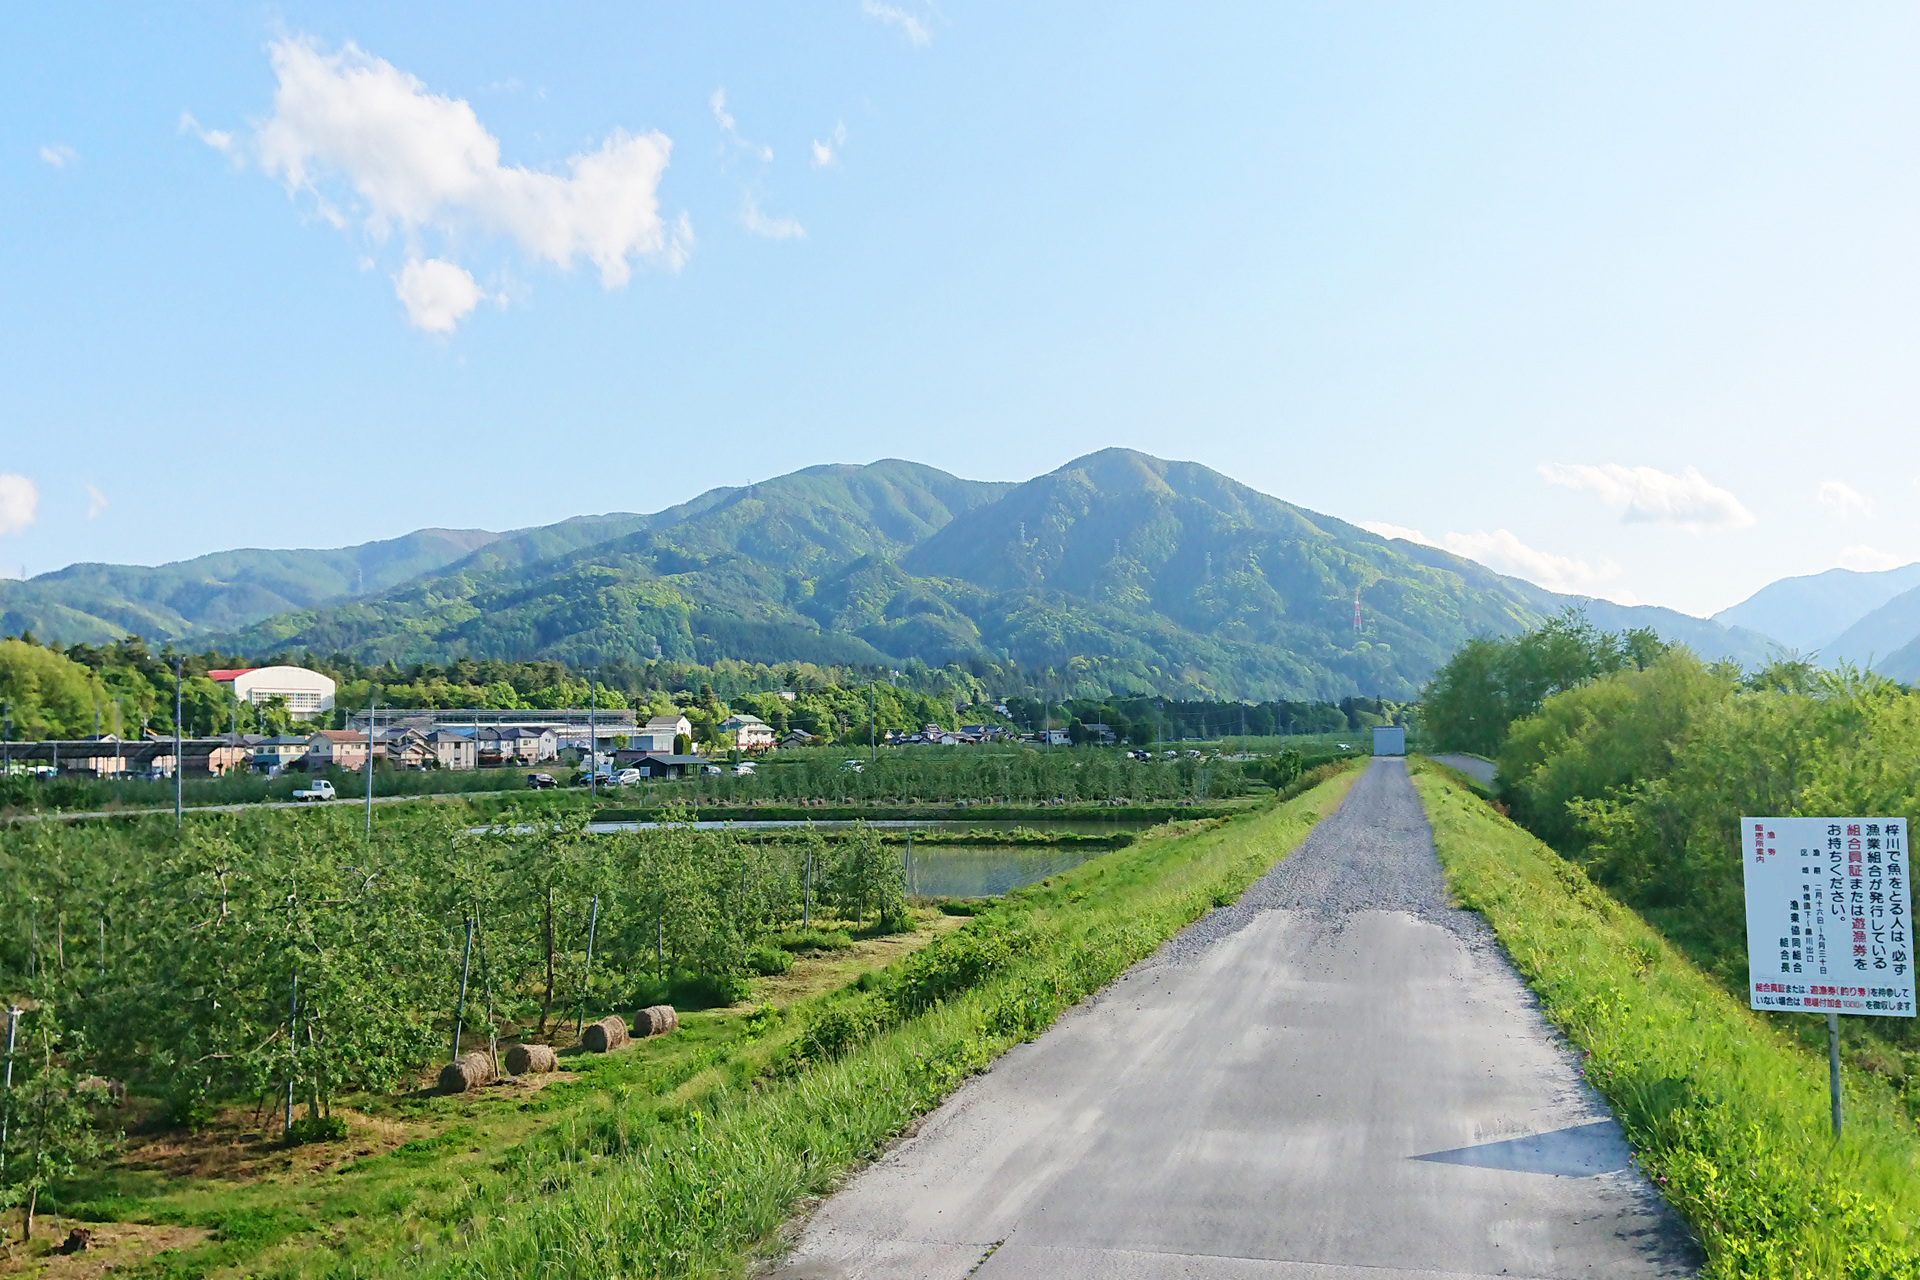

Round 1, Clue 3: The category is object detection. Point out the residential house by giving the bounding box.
[382,727,437,770]
[1079,722,1119,746]
[251,735,311,774]
[777,729,817,748]
[719,713,776,751]
[307,729,377,772]
[477,726,557,766]
[627,752,706,779]
[634,714,694,753]
[428,729,477,771]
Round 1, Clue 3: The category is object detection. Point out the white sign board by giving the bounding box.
[1743,817,1915,1017]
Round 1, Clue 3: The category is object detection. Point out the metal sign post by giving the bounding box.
[1743,817,1915,1139]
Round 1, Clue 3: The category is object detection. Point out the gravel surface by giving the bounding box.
[1163,757,1489,965]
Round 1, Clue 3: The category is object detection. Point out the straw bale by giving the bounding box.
[437,1051,497,1093]
[504,1042,558,1075]
[633,1004,679,1038]
[579,1014,631,1053]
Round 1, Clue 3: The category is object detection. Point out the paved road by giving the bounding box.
[776,760,1697,1280]
[1429,753,1498,789]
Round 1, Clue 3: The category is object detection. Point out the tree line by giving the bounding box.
[1422,610,1920,1073]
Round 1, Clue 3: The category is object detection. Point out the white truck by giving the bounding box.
[293,779,336,802]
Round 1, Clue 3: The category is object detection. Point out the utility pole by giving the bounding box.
[588,667,597,805]
[0,1005,18,1178]
[868,680,876,763]
[173,657,183,828]
[364,688,376,839]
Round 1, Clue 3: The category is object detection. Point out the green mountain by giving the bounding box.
[0,527,502,644]
[222,460,1014,671]
[208,449,1775,700]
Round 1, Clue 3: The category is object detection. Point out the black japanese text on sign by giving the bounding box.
[1743,817,1915,1017]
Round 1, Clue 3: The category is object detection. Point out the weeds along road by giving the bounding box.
[777,759,1699,1280]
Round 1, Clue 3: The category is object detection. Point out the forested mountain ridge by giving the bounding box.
[0,526,502,645]
[212,450,1775,701]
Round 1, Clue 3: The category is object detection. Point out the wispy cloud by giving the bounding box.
[862,0,934,46]
[38,143,78,169]
[178,111,234,155]
[193,36,689,331]
[1817,479,1874,521]
[812,122,847,168]
[741,194,805,241]
[1361,520,1631,600]
[86,484,108,519]
[1538,462,1756,532]
[0,474,40,536]
[1840,545,1905,572]
[1359,521,1431,546]
[710,88,772,161]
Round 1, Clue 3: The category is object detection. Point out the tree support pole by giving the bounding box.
[284,973,298,1136]
[451,918,474,1063]
[576,896,600,1036]
[1,1006,20,1178]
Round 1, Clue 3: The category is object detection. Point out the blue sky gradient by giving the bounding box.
[6,3,1920,617]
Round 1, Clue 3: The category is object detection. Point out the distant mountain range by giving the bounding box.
[0,449,1801,700]
[1711,563,1920,679]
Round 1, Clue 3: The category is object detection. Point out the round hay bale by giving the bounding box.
[633,1004,679,1038]
[504,1042,558,1075]
[438,1051,496,1094]
[579,1014,631,1054]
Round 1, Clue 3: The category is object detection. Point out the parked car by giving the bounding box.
[841,759,864,773]
[526,772,558,790]
[293,779,336,802]
[612,768,641,787]
[701,764,723,776]
[732,761,756,776]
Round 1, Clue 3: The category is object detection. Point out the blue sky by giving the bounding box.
[5,3,1920,618]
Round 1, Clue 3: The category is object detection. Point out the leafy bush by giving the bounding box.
[286,1113,349,1145]
[745,945,793,976]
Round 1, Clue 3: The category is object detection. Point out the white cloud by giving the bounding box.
[0,474,39,536]
[812,122,847,168]
[178,111,234,155]
[1359,521,1436,546]
[1537,462,1756,532]
[38,143,77,168]
[394,258,488,332]
[211,35,684,330]
[1438,527,1631,600]
[1363,518,1632,601]
[862,0,934,46]
[742,194,804,241]
[710,88,772,161]
[1840,545,1905,572]
[1817,479,1874,521]
[86,484,108,519]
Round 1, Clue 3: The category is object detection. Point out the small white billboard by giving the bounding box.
[1743,817,1914,1017]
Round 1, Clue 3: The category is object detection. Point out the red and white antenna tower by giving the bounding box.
[1353,586,1362,633]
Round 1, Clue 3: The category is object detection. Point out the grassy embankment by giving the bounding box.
[1412,758,1920,1278]
[46,764,1357,1280]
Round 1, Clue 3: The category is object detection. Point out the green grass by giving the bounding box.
[85,763,1354,1280]
[1411,758,1920,1278]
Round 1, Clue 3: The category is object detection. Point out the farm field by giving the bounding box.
[0,762,1357,1277]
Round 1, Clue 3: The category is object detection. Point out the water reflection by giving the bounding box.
[905,844,1104,898]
